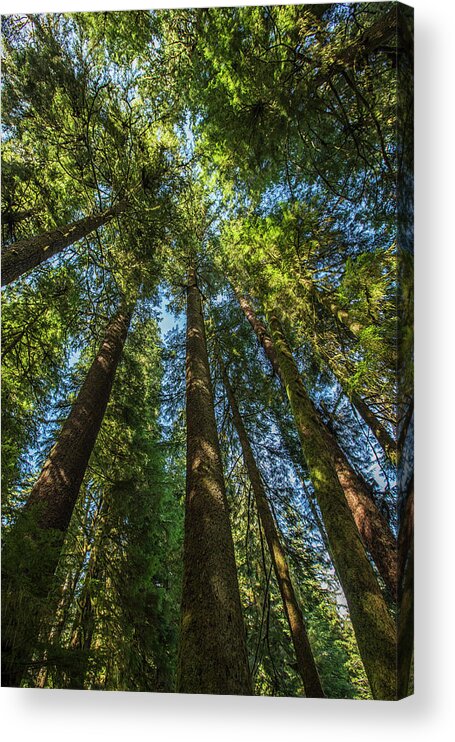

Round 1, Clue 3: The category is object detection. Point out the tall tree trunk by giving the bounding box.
[66,548,99,690]
[320,417,397,596]
[308,325,395,462]
[265,309,397,699]
[1,200,127,286]
[233,290,397,697]
[350,389,396,462]
[234,290,397,595]
[306,283,396,461]
[178,265,252,696]
[220,362,325,697]
[1,306,132,687]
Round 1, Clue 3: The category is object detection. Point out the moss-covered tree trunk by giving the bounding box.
[1,200,128,286]
[178,265,252,695]
[266,309,397,699]
[1,306,132,687]
[220,362,325,697]
[235,291,397,595]
[308,333,395,462]
[321,419,397,596]
[307,284,396,461]
[311,283,365,338]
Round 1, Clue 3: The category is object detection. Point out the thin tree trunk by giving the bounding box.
[266,309,397,699]
[220,362,325,697]
[320,353,395,463]
[178,264,252,696]
[34,536,91,688]
[1,200,127,286]
[34,569,75,689]
[234,290,397,594]
[1,306,132,687]
[306,283,396,461]
[350,389,396,462]
[235,291,283,381]
[66,549,99,690]
[309,328,396,462]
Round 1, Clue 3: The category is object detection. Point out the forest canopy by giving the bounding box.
[1,3,414,700]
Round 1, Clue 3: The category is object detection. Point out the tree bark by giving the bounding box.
[350,389,396,462]
[307,283,396,461]
[234,290,397,594]
[321,418,397,596]
[233,290,397,697]
[266,309,397,699]
[178,265,252,695]
[315,347,395,462]
[1,200,128,286]
[1,306,132,687]
[220,362,325,697]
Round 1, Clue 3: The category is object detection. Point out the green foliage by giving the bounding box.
[1,265,82,496]
[1,4,410,698]
[19,318,184,691]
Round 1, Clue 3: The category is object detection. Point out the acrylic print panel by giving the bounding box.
[1,2,413,700]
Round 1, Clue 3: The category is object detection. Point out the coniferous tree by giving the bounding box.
[265,309,397,699]
[1,5,412,699]
[219,360,324,698]
[233,290,397,596]
[2,304,133,686]
[178,262,252,695]
[2,201,128,286]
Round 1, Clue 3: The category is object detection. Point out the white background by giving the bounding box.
[1,0,454,740]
